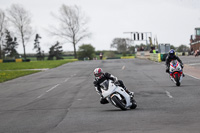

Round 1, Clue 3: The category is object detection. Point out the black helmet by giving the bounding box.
[169,49,175,58]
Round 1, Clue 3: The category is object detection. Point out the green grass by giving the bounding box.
[0,59,78,83]
[0,59,78,70]
[27,56,75,61]
[0,70,40,83]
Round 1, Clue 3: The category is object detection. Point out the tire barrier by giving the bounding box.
[160,54,168,61]
[15,59,23,62]
[0,59,30,63]
[106,57,121,59]
[150,52,189,62]
[136,51,150,59]
[150,53,161,62]
[121,56,135,59]
[135,51,189,62]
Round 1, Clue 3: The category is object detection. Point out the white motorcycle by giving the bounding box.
[99,80,137,110]
[169,60,183,86]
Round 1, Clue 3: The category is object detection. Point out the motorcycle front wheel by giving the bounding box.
[111,95,127,110]
[175,73,180,86]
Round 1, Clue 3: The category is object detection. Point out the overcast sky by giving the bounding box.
[0,0,200,53]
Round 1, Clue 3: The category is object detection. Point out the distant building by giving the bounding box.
[158,44,170,54]
[190,27,200,51]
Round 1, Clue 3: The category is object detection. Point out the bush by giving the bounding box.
[104,51,116,58]
[78,44,95,60]
[122,52,126,56]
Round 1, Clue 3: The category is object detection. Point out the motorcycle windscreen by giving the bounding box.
[101,80,109,90]
[171,60,178,67]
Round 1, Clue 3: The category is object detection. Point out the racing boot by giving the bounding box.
[166,68,170,73]
[169,75,173,81]
[100,97,109,104]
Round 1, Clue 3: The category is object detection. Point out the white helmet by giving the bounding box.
[94,68,104,79]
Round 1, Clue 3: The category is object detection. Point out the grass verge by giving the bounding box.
[0,59,78,83]
[0,59,77,70]
[0,70,40,83]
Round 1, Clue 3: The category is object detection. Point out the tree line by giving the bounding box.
[0,4,90,60]
[110,38,190,53]
[0,4,190,61]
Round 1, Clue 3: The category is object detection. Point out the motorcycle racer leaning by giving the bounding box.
[165,49,185,77]
[93,68,134,104]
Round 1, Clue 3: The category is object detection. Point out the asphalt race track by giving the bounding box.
[0,56,200,133]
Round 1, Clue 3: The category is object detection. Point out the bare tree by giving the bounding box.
[0,9,6,59]
[7,4,33,59]
[51,4,91,58]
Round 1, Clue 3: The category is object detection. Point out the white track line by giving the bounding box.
[37,74,75,99]
[64,78,69,82]
[37,84,60,99]
[188,63,200,66]
[37,94,44,99]
[122,66,125,70]
[185,73,200,80]
[165,91,173,98]
[46,84,60,92]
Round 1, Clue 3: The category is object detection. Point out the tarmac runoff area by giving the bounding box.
[184,64,200,80]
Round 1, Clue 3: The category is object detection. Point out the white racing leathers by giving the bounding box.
[95,79,137,110]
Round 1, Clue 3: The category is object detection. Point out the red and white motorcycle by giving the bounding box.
[169,60,183,86]
[99,80,137,110]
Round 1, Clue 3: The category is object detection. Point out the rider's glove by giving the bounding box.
[181,64,184,68]
[113,77,118,83]
[93,81,98,86]
[114,80,120,86]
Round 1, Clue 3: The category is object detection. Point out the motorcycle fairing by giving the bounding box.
[101,80,132,108]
